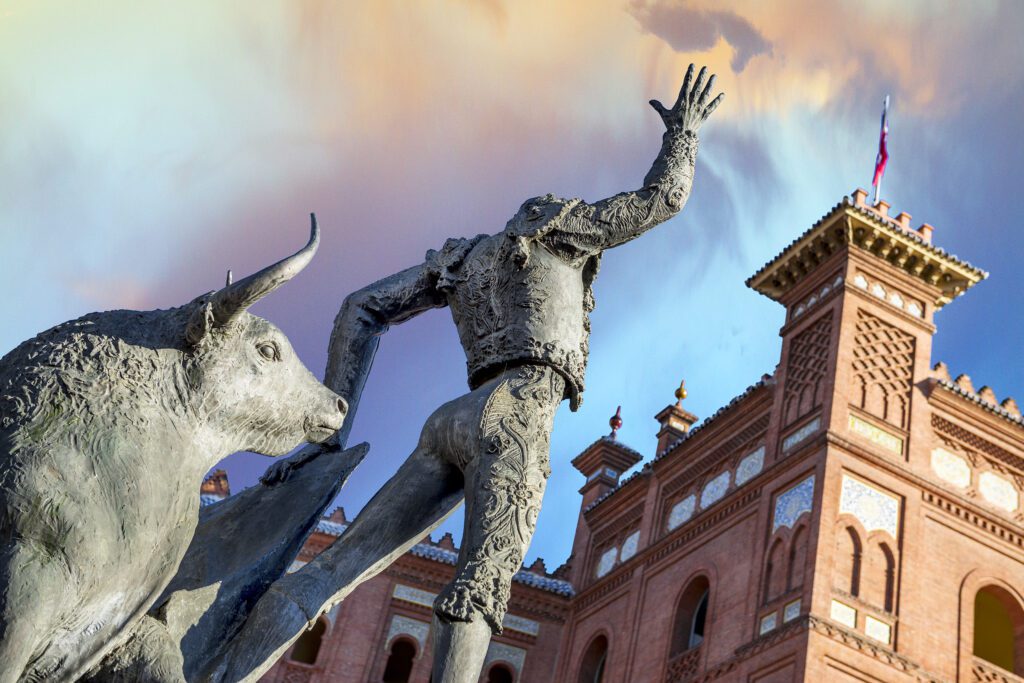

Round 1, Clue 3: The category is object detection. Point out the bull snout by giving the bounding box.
[304,389,348,444]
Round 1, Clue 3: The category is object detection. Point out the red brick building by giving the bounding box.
[216,189,1024,682]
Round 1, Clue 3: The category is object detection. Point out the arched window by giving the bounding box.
[862,541,896,612]
[486,663,515,683]
[577,634,608,683]
[787,526,808,591]
[974,586,1024,675]
[834,526,862,597]
[690,591,709,648]
[764,539,785,602]
[382,638,416,683]
[289,617,327,665]
[670,576,711,657]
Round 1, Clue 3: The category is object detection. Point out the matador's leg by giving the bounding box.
[431,365,564,683]
[211,434,465,682]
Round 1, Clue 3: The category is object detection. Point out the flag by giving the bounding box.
[872,95,889,188]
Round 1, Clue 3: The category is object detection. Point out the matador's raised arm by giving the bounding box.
[549,65,724,258]
[324,263,445,431]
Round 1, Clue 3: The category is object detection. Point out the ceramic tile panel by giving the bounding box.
[931,448,971,488]
[736,446,765,485]
[773,475,816,531]
[839,475,899,537]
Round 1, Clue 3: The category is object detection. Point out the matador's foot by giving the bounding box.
[435,581,477,623]
[434,578,505,634]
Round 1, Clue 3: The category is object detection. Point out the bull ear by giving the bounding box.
[185,301,215,348]
[208,214,320,328]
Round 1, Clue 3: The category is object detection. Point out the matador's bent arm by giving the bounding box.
[325,263,444,431]
[547,65,723,258]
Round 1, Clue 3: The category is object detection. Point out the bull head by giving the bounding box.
[184,214,346,457]
[186,214,321,344]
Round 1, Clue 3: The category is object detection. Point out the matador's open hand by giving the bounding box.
[650,64,724,134]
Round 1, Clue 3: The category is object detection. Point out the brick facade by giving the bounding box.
[241,190,1023,682]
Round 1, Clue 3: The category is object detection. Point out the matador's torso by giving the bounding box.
[426,195,601,411]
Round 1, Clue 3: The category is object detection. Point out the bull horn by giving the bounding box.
[210,214,320,327]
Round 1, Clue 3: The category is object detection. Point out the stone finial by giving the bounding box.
[918,223,934,243]
[1001,397,1021,418]
[931,361,952,382]
[978,386,998,405]
[675,379,688,405]
[895,211,912,231]
[552,561,572,579]
[437,532,457,551]
[609,406,623,439]
[226,269,233,287]
[852,188,869,206]
[955,373,975,393]
[875,199,891,217]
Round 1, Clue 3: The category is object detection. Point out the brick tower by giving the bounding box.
[555,189,1024,682]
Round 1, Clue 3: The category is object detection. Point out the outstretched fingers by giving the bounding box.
[690,66,709,105]
[702,92,725,121]
[697,74,717,109]
[675,63,695,109]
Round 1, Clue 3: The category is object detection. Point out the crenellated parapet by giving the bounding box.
[747,188,987,309]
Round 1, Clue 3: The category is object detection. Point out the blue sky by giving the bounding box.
[1,0,1021,569]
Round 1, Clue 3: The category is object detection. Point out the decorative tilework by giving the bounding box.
[620,530,640,562]
[735,447,765,485]
[979,472,1018,512]
[783,417,820,451]
[830,599,857,628]
[865,616,891,644]
[596,547,618,577]
[773,475,816,531]
[871,283,886,299]
[701,471,731,509]
[854,274,869,290]
[485,642,526,675]
[503,614,541,636]
[839,475,899,537]
[604,467,619,479]
[834,274,845,287]
[784,599,802,622]
[906,302,922,317]
[393,584,436,607]
[667,495,696,531]
[888,292,904,309]
[387,615,430,648]
[759,612,778,635]
[849,414,903,455]
[931,448,971,488]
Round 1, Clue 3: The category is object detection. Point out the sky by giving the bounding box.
[2,0,1022,570]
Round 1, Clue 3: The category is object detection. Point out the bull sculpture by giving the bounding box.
[0,216,346,682]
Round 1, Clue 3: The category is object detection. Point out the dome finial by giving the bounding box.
[675,379,688,405]
[609,406,623,439]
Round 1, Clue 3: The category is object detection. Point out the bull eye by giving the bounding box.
[257,342,281,361]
